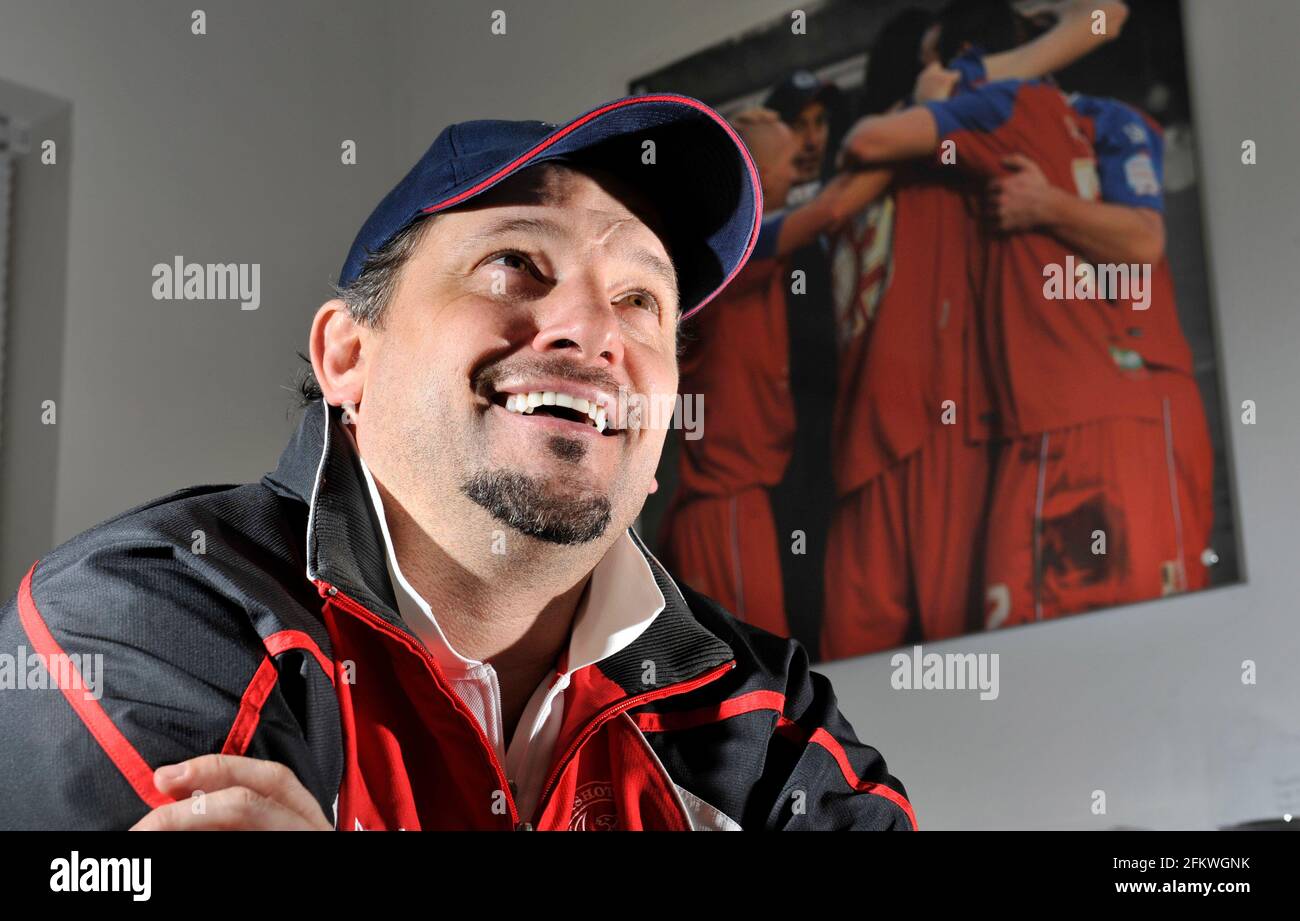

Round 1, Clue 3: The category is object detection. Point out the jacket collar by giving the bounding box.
[262,399,734,692]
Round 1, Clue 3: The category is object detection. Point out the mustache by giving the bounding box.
[474,356,623,396]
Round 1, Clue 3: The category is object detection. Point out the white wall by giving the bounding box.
[0,0,1293,829]
[0,77,70,589]
[0,0,415,564]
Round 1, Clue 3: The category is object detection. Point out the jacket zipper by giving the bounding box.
[530,658,737,827]
[317,582,529,830]
[319,580,737,831]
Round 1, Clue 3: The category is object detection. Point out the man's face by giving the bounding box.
[357,163,679,550]
[757,124,801,210]
[790,100,830,183]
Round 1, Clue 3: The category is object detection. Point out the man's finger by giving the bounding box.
[1001,153,1031,172]
[151,754,329,828]
[130,785,326,831]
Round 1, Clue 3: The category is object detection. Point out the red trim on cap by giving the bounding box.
[419,94,763,319]
[14,562,175,810]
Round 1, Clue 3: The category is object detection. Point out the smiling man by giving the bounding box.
[0,95,914,831]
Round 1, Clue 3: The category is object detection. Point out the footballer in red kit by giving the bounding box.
[838,30,1212,628]
[822,1,1130,657]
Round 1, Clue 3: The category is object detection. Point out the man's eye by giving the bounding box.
[617,291,660,314]
[486,251,534,273]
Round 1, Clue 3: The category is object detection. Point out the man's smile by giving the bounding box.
[488,397,622,440]
[501,389,610,432]
[480,375,628,438]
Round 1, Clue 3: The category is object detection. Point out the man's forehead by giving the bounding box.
[444,197,668,258]
[442,165,673,261]
[447,209,655,250]
[461,162,657,224]
[455,198,656,241]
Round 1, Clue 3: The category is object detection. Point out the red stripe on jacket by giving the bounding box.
[635,687,918,830]
[221,657,279,755]
[633,689,786,732]
[15,562,175,810]
[264,629,336,686]
[221,630,337,754]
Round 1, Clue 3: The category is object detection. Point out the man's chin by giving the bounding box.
[461,469,612,546]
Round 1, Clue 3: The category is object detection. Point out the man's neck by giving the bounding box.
[375,475,607,746]
[372,470,603,669]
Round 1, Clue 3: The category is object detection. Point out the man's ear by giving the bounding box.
[309,298,368,412]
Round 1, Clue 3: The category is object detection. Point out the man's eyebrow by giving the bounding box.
[612,241,679,301]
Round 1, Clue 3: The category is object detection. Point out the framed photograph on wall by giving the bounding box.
[632,0,1240,663]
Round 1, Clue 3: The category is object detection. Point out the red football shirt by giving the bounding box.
[828,163,978,497]
[924,76,1166,436]
[675,216,796,498]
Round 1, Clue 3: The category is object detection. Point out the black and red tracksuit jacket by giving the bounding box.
[0,400,916,831]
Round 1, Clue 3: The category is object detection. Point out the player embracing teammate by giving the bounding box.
[821,0,1213,658]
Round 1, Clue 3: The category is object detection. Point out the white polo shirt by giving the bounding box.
[349,434,666,823]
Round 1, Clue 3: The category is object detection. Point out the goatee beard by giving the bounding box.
[461,469,611,545]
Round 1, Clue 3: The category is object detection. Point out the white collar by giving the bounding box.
[346,425,665,678]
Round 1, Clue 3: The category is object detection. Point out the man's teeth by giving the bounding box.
[503,391,607,432]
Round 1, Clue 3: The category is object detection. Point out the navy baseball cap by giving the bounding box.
[763,70,844,124]
[339,94,762,321]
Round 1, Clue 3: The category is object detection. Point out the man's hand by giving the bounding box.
[987,153,1060,231]
[912,62,959,104]
[129,754,333,830]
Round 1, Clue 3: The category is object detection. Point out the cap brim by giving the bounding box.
[418,94,762,321]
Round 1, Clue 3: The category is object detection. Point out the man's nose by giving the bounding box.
[529,277,625,366]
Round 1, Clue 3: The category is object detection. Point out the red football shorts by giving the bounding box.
[983,370,1214,627]
[658,486,789,638]
[821,421,994,661]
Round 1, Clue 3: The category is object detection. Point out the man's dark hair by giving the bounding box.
[858,7,936,117]
[295,213,437,406]
[935,0,1028,65]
